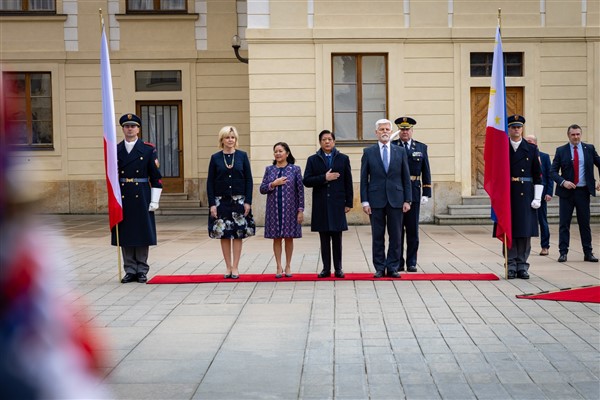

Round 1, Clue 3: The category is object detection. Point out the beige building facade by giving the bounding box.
[1,0,599,224]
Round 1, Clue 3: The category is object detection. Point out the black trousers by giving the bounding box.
[537,199,550,249]
[400,200,420,268]
[369,203,404,274]
[121,246,150,274]
[558,188,593,255]
[319,231,343,272]
[506,237,531,272]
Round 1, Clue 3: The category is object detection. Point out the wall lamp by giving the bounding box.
[231,35,248,64]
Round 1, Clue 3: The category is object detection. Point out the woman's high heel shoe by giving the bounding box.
[224,273,232,279]
[231,274,239,279]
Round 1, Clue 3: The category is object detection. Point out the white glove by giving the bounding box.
[149,188,162,212]
[420,196,429,205]
[531,184,543,209]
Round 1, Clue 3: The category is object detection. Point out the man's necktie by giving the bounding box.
[573,145,579,185]
[403,142,409,150]
[382,144,389,172]
[326,154,332,168]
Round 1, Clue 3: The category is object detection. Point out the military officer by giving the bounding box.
[392,117,432,272]
[497,115,543,279]
[112,113,163,283]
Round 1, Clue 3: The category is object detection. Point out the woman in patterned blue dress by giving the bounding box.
[259,143,304,278]
[207,126,255,279]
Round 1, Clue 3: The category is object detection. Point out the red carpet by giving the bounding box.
[147,272,499,284]
[516,285,600,303]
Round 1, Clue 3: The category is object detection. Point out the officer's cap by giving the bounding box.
[119,113,141,127]
[394,117,417,129]
[507,114,525,127]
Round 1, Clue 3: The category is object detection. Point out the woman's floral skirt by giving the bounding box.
[208,195,256,239]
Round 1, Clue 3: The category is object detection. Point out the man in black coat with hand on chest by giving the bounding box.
[303,130,353,278]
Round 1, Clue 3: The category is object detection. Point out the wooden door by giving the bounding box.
[137,101,184,192]
[470,87,523,195]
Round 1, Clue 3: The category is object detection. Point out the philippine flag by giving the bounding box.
[483,26,512,249]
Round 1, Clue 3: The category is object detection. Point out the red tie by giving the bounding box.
[573,146,579,185]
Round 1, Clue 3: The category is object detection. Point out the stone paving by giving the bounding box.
[44,215,599,399]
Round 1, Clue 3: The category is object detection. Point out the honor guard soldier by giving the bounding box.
[392,117,432,272]
[497,114,543,279]
[112,113,163,283]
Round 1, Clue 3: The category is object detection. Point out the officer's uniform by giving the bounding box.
[494,115,542,277]
[392,117,432,270]
[111,113,163,281]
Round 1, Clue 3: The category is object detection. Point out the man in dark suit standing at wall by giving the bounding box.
[525,134,554,256]
[360,119,412,278]
[550,124,600,263]
[392,117,432,272]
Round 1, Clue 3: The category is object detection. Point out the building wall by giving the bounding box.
[1,0,598,223]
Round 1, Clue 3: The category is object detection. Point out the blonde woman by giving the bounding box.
[206,126,255,278]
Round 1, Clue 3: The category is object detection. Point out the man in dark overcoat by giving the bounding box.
[391,117,432,272]
[525,134,554,256]
[303,130,353,278]
[497,115,543,279]
[112,113,163,283]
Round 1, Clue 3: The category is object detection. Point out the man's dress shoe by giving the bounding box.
[539,248,549,256]
[387,271,400,278]
[584,253,599,262]
[517,270,529,279]
[507,270,517,279]
[407,265,417,272]
[318,270,331,278]
[137,273,148,283]
[557,254,567,262]
[334,270,345,278]
[121,273,137,284]
[373,271,384,278]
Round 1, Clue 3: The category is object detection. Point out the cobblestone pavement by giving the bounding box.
[44,215,599,399]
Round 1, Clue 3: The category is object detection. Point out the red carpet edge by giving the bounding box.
[516,285,600,303]
[147,272,499,284]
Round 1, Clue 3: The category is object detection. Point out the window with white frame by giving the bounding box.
[0,0,55,12]
[127,0,186,13]
[332,54,388,141]
[3,72,54,149]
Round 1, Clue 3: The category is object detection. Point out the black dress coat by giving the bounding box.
[111,140,163,247]
[508,140,542,238]
[303,148,353,232]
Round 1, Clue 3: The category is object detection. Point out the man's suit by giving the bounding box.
[360,143,412,275]
[550,142,600,256]
[538,151,554,250]
[393,140,431,269]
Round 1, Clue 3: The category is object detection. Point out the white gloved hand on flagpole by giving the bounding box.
[530,184,543,209]
[420,196,429,205]
[149,188,162,212]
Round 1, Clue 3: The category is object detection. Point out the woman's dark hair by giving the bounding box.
[272,142,295,165]
[319,129,335,141]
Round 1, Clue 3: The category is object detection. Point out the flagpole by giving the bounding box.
[504,233,508,279]
[100,8,122,282]
[498,8,508,280]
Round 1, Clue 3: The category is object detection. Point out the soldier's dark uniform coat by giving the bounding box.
[111,140,162,247]
[392,139,431,267]
[394,140,432,198]
[494,140,542,239]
